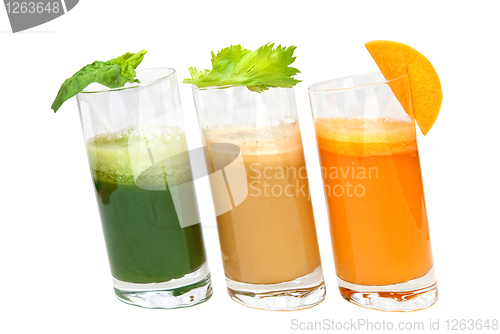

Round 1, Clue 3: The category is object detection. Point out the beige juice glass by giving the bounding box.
[192,85,325,311]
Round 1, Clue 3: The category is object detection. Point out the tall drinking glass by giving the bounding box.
[77,68,212,309]
[308,73,438,311]
[192,86,325,311]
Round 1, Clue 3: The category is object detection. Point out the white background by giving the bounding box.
[1,1,499,333]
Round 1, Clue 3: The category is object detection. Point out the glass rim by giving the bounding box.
[80,67,176,94]
[190,84,294,92]
[308,72,408,93]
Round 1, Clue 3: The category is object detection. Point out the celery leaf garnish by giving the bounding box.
[51,50,147,112]
[183,43,300,92]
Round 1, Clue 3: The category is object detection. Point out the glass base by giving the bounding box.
[338,267,438,312]
[226,266,325,311]
[112,262,212,309]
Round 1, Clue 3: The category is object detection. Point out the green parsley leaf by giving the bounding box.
[51,50,147,112]
[183,43,301,92]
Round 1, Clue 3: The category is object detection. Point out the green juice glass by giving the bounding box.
[76,68,212,308]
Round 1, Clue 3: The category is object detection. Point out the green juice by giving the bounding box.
[87,127,207,284]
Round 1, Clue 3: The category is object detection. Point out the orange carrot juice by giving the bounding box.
[315,117,433,286]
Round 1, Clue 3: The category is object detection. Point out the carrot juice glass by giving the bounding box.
[308,72,438,311]
[192,85,325,310]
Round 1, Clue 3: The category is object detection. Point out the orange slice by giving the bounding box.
[365,40,442,135]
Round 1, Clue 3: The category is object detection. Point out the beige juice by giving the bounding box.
[204,122,321,284]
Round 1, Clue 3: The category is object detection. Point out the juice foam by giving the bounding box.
[203,121,304,156]
[86,125,191,186]
[315,117,417,156]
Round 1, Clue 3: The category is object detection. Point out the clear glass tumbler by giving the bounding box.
[191,85,325,311]
[308,72,438,311]
[76,68,212,309]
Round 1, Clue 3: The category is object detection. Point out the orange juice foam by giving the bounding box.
[315,117,417,157]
